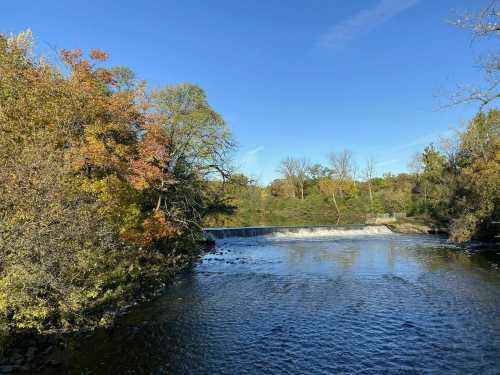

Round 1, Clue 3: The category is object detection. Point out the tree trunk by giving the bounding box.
[155,194,162,211]
[424,183,428,213]
[368,181,373,213]
[331,191,340,224]
[155,180,165,211]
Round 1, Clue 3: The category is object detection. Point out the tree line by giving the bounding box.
[206,2,499,242]
[205,108,499,243]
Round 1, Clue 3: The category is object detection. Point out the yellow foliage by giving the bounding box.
[0,31,228,338]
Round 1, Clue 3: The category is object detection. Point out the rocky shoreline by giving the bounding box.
[0,248,211,374]
[0,334,63,373]
[0,280,180,374]
[387,222,449,235]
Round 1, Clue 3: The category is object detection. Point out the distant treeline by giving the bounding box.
[205,109,499,242]
[206,1,500,241]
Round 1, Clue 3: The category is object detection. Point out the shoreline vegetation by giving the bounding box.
[204,121,499,241]
[0,30,234,371]
[202,1,499,243]
[0,2,499,371]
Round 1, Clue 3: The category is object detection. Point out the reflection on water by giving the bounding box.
[42,234,500,374]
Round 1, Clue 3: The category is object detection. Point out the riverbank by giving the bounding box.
[387,218,449,235]
[0,248,210,374]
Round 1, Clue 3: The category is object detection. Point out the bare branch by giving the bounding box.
[446,1,500,109]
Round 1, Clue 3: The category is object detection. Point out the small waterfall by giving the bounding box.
[204,225,393,240]
[271,225,392,238]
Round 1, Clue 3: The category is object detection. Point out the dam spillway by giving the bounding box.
[203,224,393,239]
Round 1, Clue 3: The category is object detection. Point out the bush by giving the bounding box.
[0,31,232,339]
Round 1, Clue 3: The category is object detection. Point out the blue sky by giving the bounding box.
[2,0,492,183]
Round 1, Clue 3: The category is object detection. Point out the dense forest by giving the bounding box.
[0,1,498,354]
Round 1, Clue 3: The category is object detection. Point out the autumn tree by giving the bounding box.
[130,84,234,238]
[448,110,500,241]
[318,177,341,223]
[0,31,147,334]
[269,178,295,198]
[279,157,311,201]
[328,150,358,198]
[0,31,233,338]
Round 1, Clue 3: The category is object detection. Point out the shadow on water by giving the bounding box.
[38,233,500,375]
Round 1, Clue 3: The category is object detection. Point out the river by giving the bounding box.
[41,230,500,374]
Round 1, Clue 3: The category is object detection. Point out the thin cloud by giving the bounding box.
[246,146,264,155]
[387,129,454,154]
[376,159,400,167]
[239,146,264,168]
[319,0,419,48]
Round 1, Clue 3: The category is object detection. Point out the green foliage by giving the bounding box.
[447,110,500,241]
[205,173,412,228]
[206,111,499,243]
[406,111,499,241]
[0,31,232,339]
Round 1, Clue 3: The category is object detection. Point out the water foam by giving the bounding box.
[270,225,393,238]
[205,225,393,240]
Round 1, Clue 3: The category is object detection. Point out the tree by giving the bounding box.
[454,1,499,38]
[420,145,448,214]
[449,1,499,109]
[0,32,148,333]
[363,158,376,213]
[0,31,234,337]
[149,84,233,180]
[328,150,358,198]
[448,110,500,241]
[278,157,311,201]
[109,66,137,92]
[308,163,330,181]
[130,84,235,236]
[269,179,294,198]
[318,177,341,223]
[407,110,499,241]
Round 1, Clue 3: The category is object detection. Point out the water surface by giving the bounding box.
[43,232,500,374]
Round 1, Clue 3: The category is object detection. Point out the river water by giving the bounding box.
[42,231,500,374]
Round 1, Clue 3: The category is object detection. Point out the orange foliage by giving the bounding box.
[60,48,83,65]
[121,211,180,247]
[89,49,108,61]
[129,124,176,191]
[0,32,226,334]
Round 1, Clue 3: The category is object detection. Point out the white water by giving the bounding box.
[270,225,393,238]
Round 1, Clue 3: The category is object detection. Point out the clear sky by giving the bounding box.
[2,0,492,183]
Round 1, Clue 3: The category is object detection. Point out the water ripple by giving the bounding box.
[41,234,500,375]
